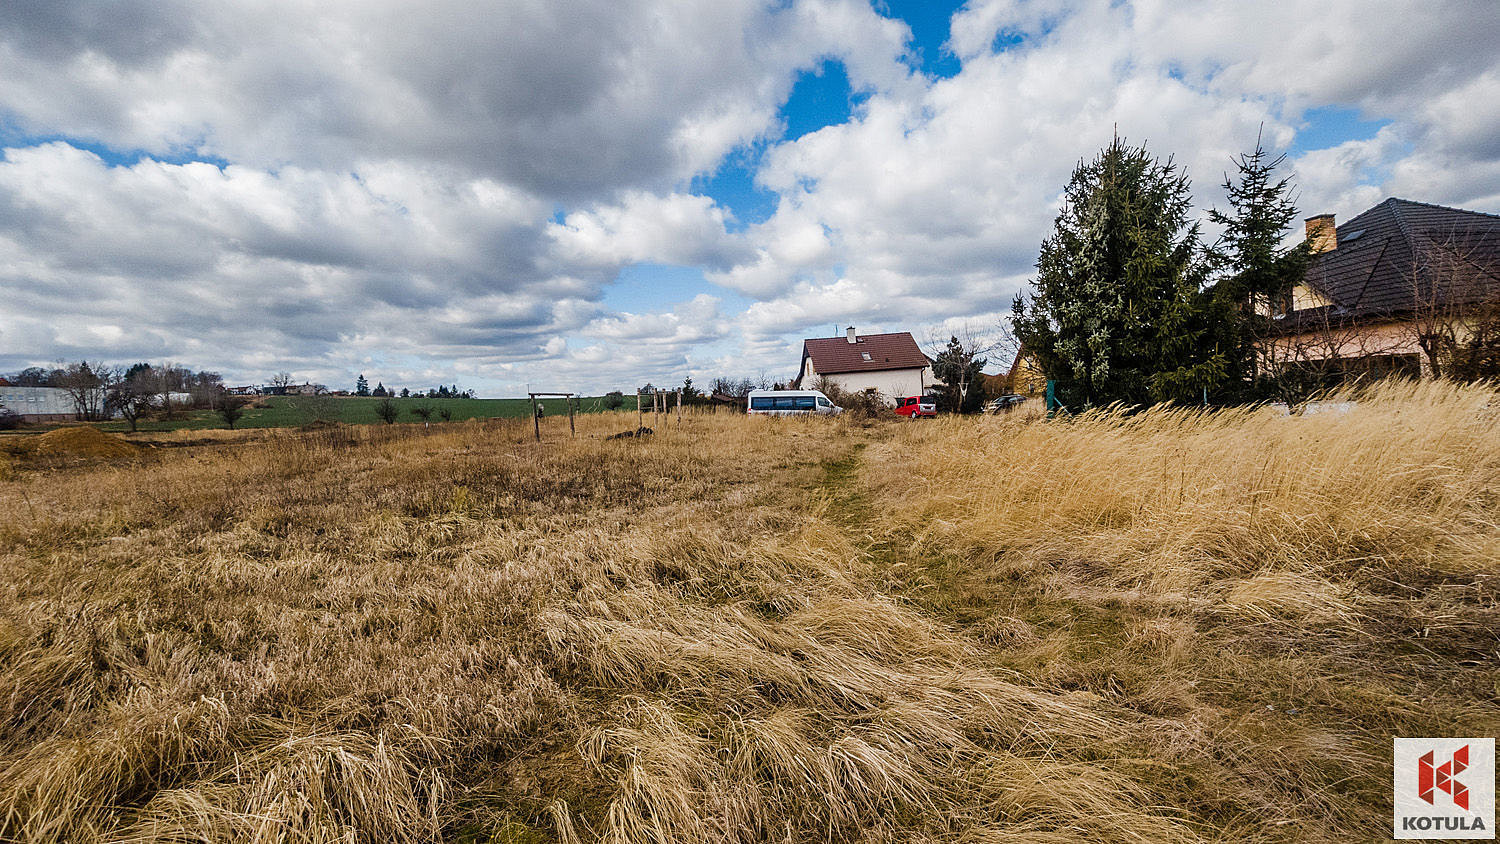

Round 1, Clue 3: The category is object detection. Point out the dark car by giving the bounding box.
[984,394,1028,413]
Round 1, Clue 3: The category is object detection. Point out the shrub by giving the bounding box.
[375,398,399,424]
[814,378,890,420]
[216,396,246,429]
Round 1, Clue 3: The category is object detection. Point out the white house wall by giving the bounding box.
[817,367,934,404]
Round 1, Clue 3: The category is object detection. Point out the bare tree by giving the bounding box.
[108,365,154,432]
[154,362,187,420]
[56,361,111,421]
[1403,226,1500,381]
[1255,308,1413,410]
[189,371,224,408]
[1446,299,1500,382]
[924,324,1001,413]
[708,377,760,398]
[271,372,294,391]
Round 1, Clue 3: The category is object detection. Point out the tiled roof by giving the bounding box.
[802,332,930,375]
[1299,198,1500,320]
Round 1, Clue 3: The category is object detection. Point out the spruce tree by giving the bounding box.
[1013,137,1213,408]
[1205,136,1311,396]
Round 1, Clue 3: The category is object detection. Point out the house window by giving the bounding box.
[860,352,871,361]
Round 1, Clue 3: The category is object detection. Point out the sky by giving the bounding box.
[2,0,1500,396]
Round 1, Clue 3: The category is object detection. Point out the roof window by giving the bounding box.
[860,352,872,361]
[1341,229,1365,243]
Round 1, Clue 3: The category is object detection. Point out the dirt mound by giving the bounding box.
[33,427,138,459]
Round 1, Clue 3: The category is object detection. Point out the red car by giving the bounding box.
[895,395,936,418]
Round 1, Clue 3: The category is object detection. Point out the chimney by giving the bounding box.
[846,326,857,344]
[1305,214,1336,253]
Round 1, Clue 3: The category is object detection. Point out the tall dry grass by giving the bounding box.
[0,385,1495,842]
[864,379,1500,836]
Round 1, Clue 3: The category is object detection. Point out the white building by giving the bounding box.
[0,386,77,422]
[791,327,936,404]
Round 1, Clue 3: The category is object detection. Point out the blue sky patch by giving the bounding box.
[780,59,864,142]
[991,29,1027,52]
[691,148,777,230]
[0,121,230,170]
[1290,106,1390,156]
[878,0,965,77]
[602,263,752,315]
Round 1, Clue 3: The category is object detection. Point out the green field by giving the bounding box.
[88,394,640,432]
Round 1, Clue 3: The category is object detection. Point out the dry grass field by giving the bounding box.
[1,381,1497,842]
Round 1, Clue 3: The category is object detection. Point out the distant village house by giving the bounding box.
[792,327,936,403]
[258,383,323,396]
[1000,351,1046,398]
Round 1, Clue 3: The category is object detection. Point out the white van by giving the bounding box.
[746,389,843,416]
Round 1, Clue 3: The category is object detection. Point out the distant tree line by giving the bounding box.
[709,376,768,398]
[353,373,475,399]
[0,361,495,433]
[634,376,770,407]
[4,361,230,431]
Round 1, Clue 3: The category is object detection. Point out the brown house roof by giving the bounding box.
[801,332,930,377]
[1292,198,1500,327]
